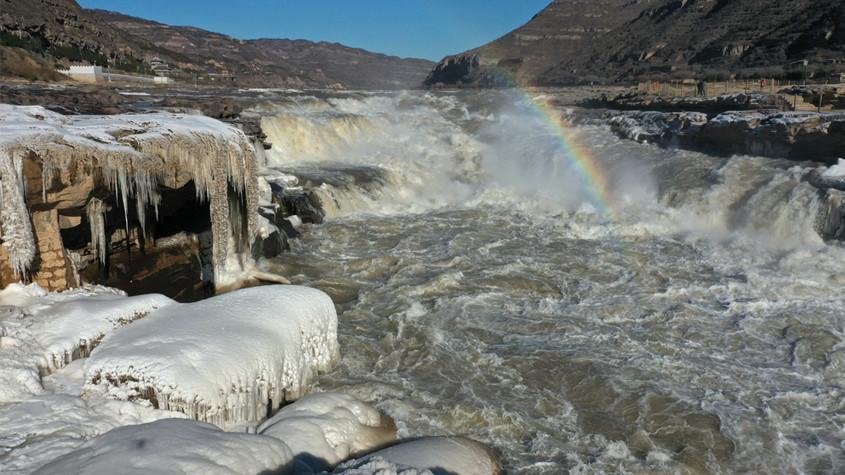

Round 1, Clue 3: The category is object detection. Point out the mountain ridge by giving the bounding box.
[426,0,845,87]
[0,0,433,89]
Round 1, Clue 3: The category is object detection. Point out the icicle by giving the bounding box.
[86,198,108,264]
[0,150,36,278]
[0,107,260,288]
[41,161,53,202]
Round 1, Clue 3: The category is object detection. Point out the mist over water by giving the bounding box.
[254,91,845,473]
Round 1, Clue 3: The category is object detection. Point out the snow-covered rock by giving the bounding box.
[258,392,396,472]
[32,419,294,475]
[0,283,174,402]
[822,158,845,179]
[84,285,339,428]
[335,437,501,475]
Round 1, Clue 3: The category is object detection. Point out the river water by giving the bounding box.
[252,91,845,474]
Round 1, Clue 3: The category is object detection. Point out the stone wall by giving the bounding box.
[30,210,77,291]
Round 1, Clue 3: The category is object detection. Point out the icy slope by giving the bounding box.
[0,283,174,402]
[258,392,397,472]
[85,285,339,427]
[0,104,259,283]
[32,419,294,475]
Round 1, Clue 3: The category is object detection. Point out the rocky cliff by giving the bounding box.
[426,0,845,87]
[426,0,655,87]
[0,0,176,75]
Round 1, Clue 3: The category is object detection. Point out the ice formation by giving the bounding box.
[85,198,108,264]
[0,104,259,284]
[0,283,174,402]
[32,419,294,475]
[84,285,339,427]
[0,151,35,277]
[335,437,502,475]
[258,392,397,471]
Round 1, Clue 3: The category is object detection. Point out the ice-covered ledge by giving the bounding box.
[0,104,259,291]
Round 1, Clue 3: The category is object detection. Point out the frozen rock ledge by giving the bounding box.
[84,285,339,428]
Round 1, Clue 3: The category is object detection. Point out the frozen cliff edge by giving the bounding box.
[84,285,339,428]
[0,104,259,289]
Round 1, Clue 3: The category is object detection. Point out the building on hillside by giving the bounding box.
[57,65,105,84]
[58,65,172,84]
[150,57,172,77]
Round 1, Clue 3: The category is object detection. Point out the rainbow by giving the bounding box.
[517,90,615,215]
[467,66,616,215]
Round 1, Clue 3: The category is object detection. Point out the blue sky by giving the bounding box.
[77,0,550,61]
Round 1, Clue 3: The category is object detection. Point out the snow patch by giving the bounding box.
[84,285,339,428]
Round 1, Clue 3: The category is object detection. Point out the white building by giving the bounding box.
[58,65,172,85]
[56,65,105,84]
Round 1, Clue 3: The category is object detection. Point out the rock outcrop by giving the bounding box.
[426,0,653,87]
[569,108,845,164]
[580,92,794,113]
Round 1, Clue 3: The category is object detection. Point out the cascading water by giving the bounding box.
[256,91,845,474]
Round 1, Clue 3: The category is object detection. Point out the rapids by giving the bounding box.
[254,91,845,474]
